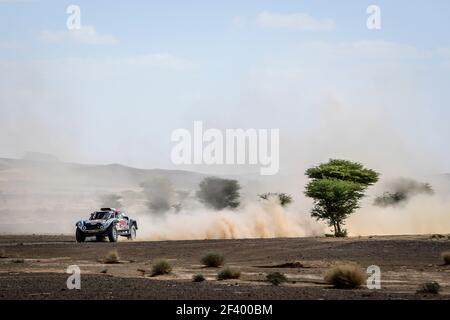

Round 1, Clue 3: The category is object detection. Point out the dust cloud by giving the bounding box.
[348,194,450,236]
[135,197,324,240]
[0,156,449,238]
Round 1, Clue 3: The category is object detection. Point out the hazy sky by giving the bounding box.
[1,0,449,176]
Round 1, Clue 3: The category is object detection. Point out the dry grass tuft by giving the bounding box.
[104,250,120,264]
[416,282,440,294]
[324,263,366,289]
[266,272,288,286]
[192,273,206,282]
[201,252,225,267]
[151,260,172,276]
[217,267,241,280]
[442,252,450,265]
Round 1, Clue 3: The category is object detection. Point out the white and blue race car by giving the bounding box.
[75,208,138,242]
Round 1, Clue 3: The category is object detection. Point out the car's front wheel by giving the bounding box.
[127,225,136,240]
[76,229,85,243]
[108,225,118,242]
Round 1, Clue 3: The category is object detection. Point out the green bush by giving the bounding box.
[416,282,440,294]
[201,252,225,267]
[151,260,172,276]
[192,273,206,282]
[266,272,288,286]
[324,263,366,289]
[217,267,241,280]
[335,230,348,238]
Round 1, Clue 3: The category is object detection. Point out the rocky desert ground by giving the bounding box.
[0,234,449,300]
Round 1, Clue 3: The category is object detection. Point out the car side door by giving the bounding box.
[116,213,128,231]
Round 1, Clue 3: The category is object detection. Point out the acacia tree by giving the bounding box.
[141,176,175,214]
[258,193,293,207]
[304,159,379,237]
[196,177,240,210]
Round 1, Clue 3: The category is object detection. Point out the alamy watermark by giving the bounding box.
[367,265,381,289]
[367,5,381,30]
[171,121,280,175]
[66,5,82,30]
[66,265,81,290]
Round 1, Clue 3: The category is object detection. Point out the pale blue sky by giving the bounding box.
[1,0,449,175]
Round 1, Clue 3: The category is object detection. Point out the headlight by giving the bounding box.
[82,225,86,231]
[100,224,105,230]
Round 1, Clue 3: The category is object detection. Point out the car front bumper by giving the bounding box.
[77,227,108,236]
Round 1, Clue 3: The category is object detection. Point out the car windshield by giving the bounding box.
[91,212,111,220]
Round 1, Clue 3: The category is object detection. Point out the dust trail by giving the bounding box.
[140,176,175,214]
[135,198,323,241]
[99,193,123,209]
[347,194,450,236]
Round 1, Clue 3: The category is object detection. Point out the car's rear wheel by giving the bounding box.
[108,225,118,242]
[127,225,136,240]
[76,229,85,243]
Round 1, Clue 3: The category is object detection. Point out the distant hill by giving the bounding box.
[0,156,213,233]
[0,157,206,190]
[22,152,60,163]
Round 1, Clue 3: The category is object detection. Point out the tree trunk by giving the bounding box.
[332,221,337,236]
[336,222,342,236]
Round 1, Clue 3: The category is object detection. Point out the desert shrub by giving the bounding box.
[12,258,25,263]
[374,192,407,207]
[266,272,288,286]
[374,178,433,207]
[104,250,120,264]
[324,263,366,289]
[217,267,241,280]
[0,249,7,258]
[441,252,450,265]
[416,282,441,294]
[192,273,206,282]
[201,252,225,267]
[258,193,293,207]
[335,230,348,238]
[151,259,172,276]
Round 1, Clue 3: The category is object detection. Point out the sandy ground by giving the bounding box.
[0,234,449,300]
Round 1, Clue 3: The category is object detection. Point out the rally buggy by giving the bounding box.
[75,208,138,242]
